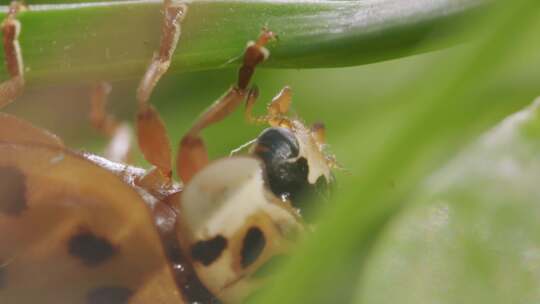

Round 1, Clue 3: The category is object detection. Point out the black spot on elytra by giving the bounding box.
[0,165,27,216]
[86,286,133,304]
[191,235,227,266]
[241,227,266,268]
[68,230,116,267]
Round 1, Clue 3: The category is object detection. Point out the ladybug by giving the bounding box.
[0,1,336,303]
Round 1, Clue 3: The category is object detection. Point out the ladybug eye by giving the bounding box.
[253,127,331,217]
[253,127,305,201]
[254,127,300,160]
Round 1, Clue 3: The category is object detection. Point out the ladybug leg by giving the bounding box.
[310,122,326,145]
[89,82,133,163]
[136,1,187,179]
[176,29,276,183]
[267,86,292,117]
[244,86,262,123]
[245,85,293,127]
[0,1,26,109]
[309,121,341,169]
[0,2,63,147]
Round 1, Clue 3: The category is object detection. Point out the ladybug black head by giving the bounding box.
[252,127,331,217]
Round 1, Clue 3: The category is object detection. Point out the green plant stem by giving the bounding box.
[0,0,485,83]
[253,0,540,303]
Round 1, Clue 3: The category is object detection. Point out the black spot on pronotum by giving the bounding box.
[191,235,227,266]
[0,165,27,216]
[161,235,221,304]
[86,286,133,304]
[68,230,116,266]
[241,227,266,268]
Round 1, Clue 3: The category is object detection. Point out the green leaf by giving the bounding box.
[357,97,540,304]
[0,0,484,83]
[252,0,540,303]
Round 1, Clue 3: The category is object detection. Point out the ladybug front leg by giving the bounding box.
[89,82,133,163]
[0,1,25,109]
[245,85,293,127]
[310,122,326,145]
[136,1,187,179]
[176,29,276,183]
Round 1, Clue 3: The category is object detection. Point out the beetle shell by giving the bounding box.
[0,143,184,304]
